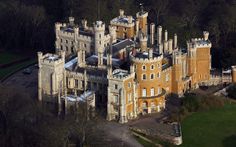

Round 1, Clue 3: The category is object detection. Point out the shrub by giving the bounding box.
[227,84,236,99]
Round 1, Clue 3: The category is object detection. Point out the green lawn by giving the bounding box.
[181,103,236,147]
[0,59,36,79]
[0,51,25,64]
[134,136,156,147]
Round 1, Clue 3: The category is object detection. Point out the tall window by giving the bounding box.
[158,88,161,94]
[157,72,160,78]
[142,65,146,70]
[128,93,131,102]
[150,74,154,80]
[151,88,155,96]
[75,79,78,88]
[115,95,119,103]
[142,74,146,80]
[115,84,118,89]
[151,64,154,70]
[166,74,169,81]
[142,88,147,97]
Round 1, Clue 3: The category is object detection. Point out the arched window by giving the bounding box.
[151,64,154,70]
[142,88,146,97]
[150,74,154,80]
[151,88,155,96]
[142,65,146,70]
[142,74,146,80]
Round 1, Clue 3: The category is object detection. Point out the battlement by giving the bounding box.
[38,52,65,66]
[110,20,135,27]
[139,33,148,41]
[93,21,105,31]
[136,11,148,18]
[130,52,163,63]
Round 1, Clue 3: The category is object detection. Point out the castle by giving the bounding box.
[38,8,212,123]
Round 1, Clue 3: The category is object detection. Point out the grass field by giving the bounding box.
[181,103,236,147]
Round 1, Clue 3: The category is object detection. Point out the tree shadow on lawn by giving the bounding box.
[222,134,236,147]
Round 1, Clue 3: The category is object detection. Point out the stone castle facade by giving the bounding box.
[38,8,212,123]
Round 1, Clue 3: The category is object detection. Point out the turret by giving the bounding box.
[203,31,209,41]
[37,52,65,102]
[94,21,105,54]
[168,39,173,54]
[55,23,63,53]
[119,9,124,17]
[150,23,155,45]
[136,7,148,34]
[69,17,75,26]
[109,25,117,43]
[164,30,168,41]
[139,32,148,52]
[174,33,178,49]
[82,19,88,29]
[149,48,153,59]
[157,26,162,45]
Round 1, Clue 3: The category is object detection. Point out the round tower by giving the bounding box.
[130,50,165,114]
[94,21,105,54]
[109,25,117,43]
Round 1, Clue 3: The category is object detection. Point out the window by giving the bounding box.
[84,43,87,48]
[151,88,155,96]
[115,84,118,89]
[158,88,161,94]
[128,82,131,88]
[142,74,146,80]
[150,74,154,80]
[66,46,68,51]
[99,41,101,45]
[71,41,73,45]
[166,74,169,81]
[142,65,146,70]
[115,95,119,103]
[75,79,78,88]
[61,45,63,50]
[66,40,68,44]
[157,72,160,78]
[128,93,131,102]
[142,88,147,97]
[61,39,63,42]
[151,64,154,70]
[99,34,101,38]
[134,65,137,70]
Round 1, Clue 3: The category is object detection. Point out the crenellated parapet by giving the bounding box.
[130,52,163,64]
